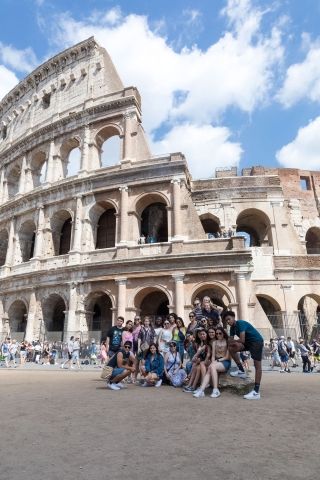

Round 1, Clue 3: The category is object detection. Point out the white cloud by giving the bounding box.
[0,42,38,73]
[151,123,242,178]
[41,0,283,178]
[276,116,320,169]
[0,65,19,101]
[278,45,320,107]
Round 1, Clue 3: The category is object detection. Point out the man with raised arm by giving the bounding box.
[223,311,264,400]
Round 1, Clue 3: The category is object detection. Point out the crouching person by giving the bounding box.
[107,341,136,391]
[140,343,164,387]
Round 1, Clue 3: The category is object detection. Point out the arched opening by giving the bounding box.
[236,209,272,247]
[31,151,47,187]
[298,294,320,339]
[8,300,28,340]
[96,126,121,168]
[135,288,170,321]
[85,292,113,341]
[7,164,21,198]
[96,209,116,249]
[200,214,220,238]
[42,294,66,341]
[51,210,72,256]
[306,227,320,254]
[19,220,36,262]
[141,203,168,243]
[256,294,282,334]
[0,229,8,266]
[60,138,81,178]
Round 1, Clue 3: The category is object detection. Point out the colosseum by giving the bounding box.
[0,37,320,343]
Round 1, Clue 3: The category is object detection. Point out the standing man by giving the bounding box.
[223,311,264,400]
[60,336,74,369]
[106,317,124,358]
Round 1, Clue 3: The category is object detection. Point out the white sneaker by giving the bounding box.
[60,364,65,369]
[107,383,121,391]
[70,366,74,370]
[230,370,247,379]
[117,382,126,389]
[243,390,260,400]
[155,379,162,388]
[193,389,205,398]
[210,388,221,398]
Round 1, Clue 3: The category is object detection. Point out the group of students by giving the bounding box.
[103,298,264,400]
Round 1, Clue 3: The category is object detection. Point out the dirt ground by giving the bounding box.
[0,369,318,480]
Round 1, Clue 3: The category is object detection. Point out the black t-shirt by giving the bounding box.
[107,349,131,368]
[107,326,123,352]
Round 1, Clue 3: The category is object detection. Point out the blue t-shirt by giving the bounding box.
[230,320,263,344]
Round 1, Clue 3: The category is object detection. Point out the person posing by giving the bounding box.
[224,311,264,400]
[132,316,141,356]
[164,342,187,387]
[168,313,178,331]
[138,316,155,355]
[1,338,11,368]
[71,337,81,369]
[106,341,136,390]
[183,329,209,393]
[184,332,197,377]
[122,320,134,347]
[9,339,18,367]
[172,317,186,363]
[106,317,124,358]
[140,343,164,387]
[201,296,221,327]
[192,298,203,323]
[158,319,172,355]
[154,317,163,345]
[194,327,231,398]
[186,312,198,334]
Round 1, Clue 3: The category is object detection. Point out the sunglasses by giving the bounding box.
[164,322,170,325]
[169,344,176,347]
[124,345,131,349]
[216,332,223,336]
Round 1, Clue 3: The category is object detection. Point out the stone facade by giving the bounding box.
[0,38,320,342]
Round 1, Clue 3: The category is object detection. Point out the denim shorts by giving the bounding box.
[111,367,125,379]
[72,351,79,360]
[221,359,231,371]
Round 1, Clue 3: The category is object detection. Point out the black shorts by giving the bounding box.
[244,341,264,361]
[68,353,72,360]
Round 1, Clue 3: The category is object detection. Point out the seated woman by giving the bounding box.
[164,341,187,387]
[193,327,231,398]
[106,341,136,391]
[140,343,164,387]
[183,329,210,393]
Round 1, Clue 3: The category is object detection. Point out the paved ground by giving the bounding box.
[0,368,319,480]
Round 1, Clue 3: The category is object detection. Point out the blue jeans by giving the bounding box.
[111,367,126,380]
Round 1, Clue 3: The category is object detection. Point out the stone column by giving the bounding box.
[5,216,16,267]
[80,125,90,174]
[65,282,79,336]
[33,206,45,259]
[236,272,248,319]
[18,156,27,194]
[116,278,127,319]
[25,290,37,341]
[119,186,128,244]
[0,169,4,203]
[173,273,185,318]
[2,177,8,203]
[45,140,55,183]
[123,111,137,162]
[71,196,83,252]
[171,178,182,239]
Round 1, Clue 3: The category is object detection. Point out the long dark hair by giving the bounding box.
[215,326,228,341]
[195,329,208,346]
[146,343,160,356]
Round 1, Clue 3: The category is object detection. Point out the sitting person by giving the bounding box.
[193,327,231,398]
[183,329,210,393]
[140,343,164,387]
[184,332,197,377]
[164,342,187,387]
[106,341,136,391]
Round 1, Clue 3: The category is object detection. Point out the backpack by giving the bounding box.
[278,340,287,356]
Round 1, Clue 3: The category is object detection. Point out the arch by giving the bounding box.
[134,286,170,319]
[8,299,28,336]
[50,210,73,256]
[60,137,81,177]
[7,164,21,198]
[236,208,272,247]
[84,291,113,341]
[95,125,122,168]
[42,294,66,340]
[89,201,118,249]
[256,294,282,330]
[199,213,220,237]
[18,220,36,262]
[298,294,320,338]
[306,227,320,254]
[0,228,8,266]
[135,192,170,216]
[31,151,47,187]
[141,202,168,243]
[192,282,234,308]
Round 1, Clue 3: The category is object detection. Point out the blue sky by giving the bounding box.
[1,0,320,178]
